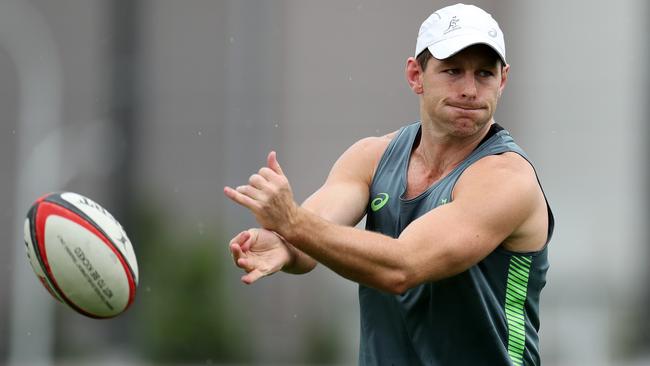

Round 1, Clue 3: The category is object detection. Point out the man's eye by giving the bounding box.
[445,69,459,75]
[478,70,494,77]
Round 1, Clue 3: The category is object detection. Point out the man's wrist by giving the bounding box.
[277,204,304,244]
[280,242,298,273]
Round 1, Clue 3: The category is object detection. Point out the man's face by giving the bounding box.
[419,45,508,137]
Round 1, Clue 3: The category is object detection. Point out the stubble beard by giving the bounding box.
[433,108,491,139]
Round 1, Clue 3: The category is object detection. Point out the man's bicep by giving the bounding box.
[397,200,513,282]
[397,156,540,283]
[302,180,369,226]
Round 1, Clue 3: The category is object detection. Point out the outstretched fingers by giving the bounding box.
[223,186,259,210]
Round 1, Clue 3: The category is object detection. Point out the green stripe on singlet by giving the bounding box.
[505,256,532,366]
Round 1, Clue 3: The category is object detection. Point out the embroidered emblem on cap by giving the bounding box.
[443,16,461,35]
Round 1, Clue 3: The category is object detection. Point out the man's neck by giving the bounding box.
[413,119,494,176]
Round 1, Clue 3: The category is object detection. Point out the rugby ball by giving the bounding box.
[23,192,138,318]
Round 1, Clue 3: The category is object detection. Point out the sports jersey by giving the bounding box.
[360,122,554,366]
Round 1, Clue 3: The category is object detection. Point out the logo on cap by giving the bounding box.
[443,16,461,35]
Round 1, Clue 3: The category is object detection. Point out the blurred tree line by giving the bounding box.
[130,199,249,364]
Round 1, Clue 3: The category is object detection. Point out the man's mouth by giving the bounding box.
[448,104,484,111]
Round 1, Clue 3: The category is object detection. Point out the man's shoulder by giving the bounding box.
[331,129,401,186]
[460,152,537,192]
[471,151,533,175]
[355,121,420,151]
[349,130,398,158]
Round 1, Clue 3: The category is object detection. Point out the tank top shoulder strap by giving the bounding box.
[372,122,420,187]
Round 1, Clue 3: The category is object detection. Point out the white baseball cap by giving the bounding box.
[415,3,506,64]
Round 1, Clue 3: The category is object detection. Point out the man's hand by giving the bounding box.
[224,151,298,234]
[229,229,293,284]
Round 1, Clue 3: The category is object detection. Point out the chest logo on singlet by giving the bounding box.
[370,193,390,212]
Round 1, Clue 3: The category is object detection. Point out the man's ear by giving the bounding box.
[498,63,510,97]
[406,57,424,95]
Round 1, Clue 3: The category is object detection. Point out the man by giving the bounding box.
[224,4,553,365]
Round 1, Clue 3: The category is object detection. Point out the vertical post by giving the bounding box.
[638,0,650,355]
[108,0,140,229]
[4,1,64,365]
[104,0,141,349]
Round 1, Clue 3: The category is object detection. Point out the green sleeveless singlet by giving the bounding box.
[360,122,554,366]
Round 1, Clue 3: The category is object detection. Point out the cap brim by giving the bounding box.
[428,34,506,64]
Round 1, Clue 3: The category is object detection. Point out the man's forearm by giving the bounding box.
[280,207,406,294]
[280,192,366,276]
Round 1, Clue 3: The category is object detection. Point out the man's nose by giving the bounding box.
[460,73,478,99]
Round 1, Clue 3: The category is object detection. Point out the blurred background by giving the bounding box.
[0,0,648,365]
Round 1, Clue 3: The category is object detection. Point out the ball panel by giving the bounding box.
[57,192,139,284]
[24,217,64,303]
[34,200,136,318]
[24,214,46,278]
[45,215,131,318]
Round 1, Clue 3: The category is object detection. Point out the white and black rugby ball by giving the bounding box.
[24,192,139,318]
